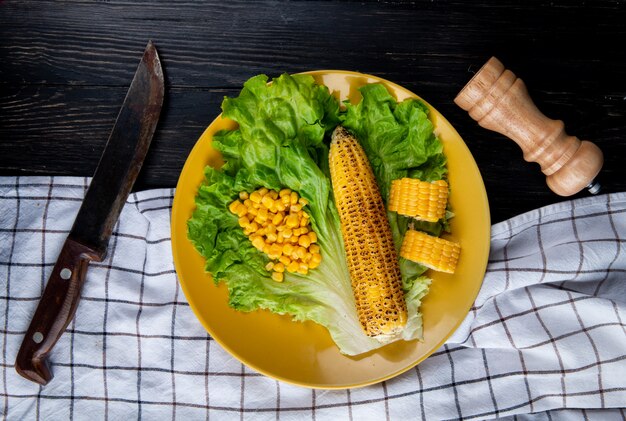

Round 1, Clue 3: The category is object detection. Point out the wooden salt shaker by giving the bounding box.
[455,57,603,196]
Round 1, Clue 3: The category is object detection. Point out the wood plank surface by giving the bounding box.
[1,0,625,223]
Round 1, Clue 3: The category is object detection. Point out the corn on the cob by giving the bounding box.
[389,178,448,222]
[329,126,407,337]
[400,229,460,274]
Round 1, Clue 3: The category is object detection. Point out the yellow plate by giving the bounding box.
[171,70,490,389]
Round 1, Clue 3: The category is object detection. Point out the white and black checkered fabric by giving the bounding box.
[1,177,625,420]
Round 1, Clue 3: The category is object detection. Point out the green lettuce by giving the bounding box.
[187,73,445,355]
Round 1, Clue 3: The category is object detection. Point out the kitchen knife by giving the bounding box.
[15,41,164,385]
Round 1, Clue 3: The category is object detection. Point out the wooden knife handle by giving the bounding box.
[15,238,100,385]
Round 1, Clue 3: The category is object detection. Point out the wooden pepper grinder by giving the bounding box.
[454,57,603,196]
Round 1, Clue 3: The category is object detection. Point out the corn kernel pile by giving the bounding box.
[229,187,322,282]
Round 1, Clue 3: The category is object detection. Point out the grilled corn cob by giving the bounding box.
[400,229,460,274]
[329,126,407,337]
[389,178,448,222]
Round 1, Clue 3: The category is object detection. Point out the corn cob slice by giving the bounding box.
[389,178,448,222]
[400,229,460,274]
[329,126,407,338]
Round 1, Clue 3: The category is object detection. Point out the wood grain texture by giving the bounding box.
[1,0,625,222]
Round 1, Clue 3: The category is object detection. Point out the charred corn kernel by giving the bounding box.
[309,244,320,254]
[287,261,299,273]
[308,232,317,244]
[400,229,460,274]
[250,191,262,203]
[272,213,283,226]
[285,214,299,228]
[299,198,309,206]
[297,263,309,275]
[290,192,298,205]
[272,271,284,282]
[273,262,285,273]
[298,235,311,248]
[279,255,291,266]
[389,178,448,222]
[279,188,291,197]
[265,262,275,271]
[329,126,407,337]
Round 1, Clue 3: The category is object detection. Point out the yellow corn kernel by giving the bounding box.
[272,213,283,226]
[239,191,249,200]
[329,126,407,337]
[285,214,299,228]
[249,191,262,203]
[308,231,317,244]
[268,244,283,259]
[276,201,286,212]
[309,244,320,254]
[258,187,269,196]
[400,229,460,274]
[281,195,291,206]
[298,235,311,248]
[251,236,265,251]
[282,228,293,239]
[272,271,284,282]
[287,261,299,273]
[273,262,285,273]
[256,227,267,237]
[261,195,274,209]
[238,216,250,228]
[283,243,295,257]
[289,235,299,244]
[290,192,298,205]
[303,252,313,263]
[269,190,279,200]
[297,263,309,275]
[279,255,291,266]
[290,204,302,213]
[229,200,242,214]
[279,188,291,198]
[295,246,307,260]
[389,178,449,222]
[299,198,309,206]
[246,207,258,217]
[265,262,274,271]
[243,199,253,208]
[266,232,278,243]
[308,257,321,269]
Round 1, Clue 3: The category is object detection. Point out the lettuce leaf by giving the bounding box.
[187,74,441,355]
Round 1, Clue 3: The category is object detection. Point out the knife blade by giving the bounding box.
[15,41,164,385]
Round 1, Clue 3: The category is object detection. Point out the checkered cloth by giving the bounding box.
[1,176,625,420]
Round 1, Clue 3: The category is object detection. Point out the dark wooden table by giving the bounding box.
[1,1,625,224]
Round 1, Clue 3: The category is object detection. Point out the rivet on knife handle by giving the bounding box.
[14,41,164,385]
[454,56,604,197]
[15,239,100,385]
